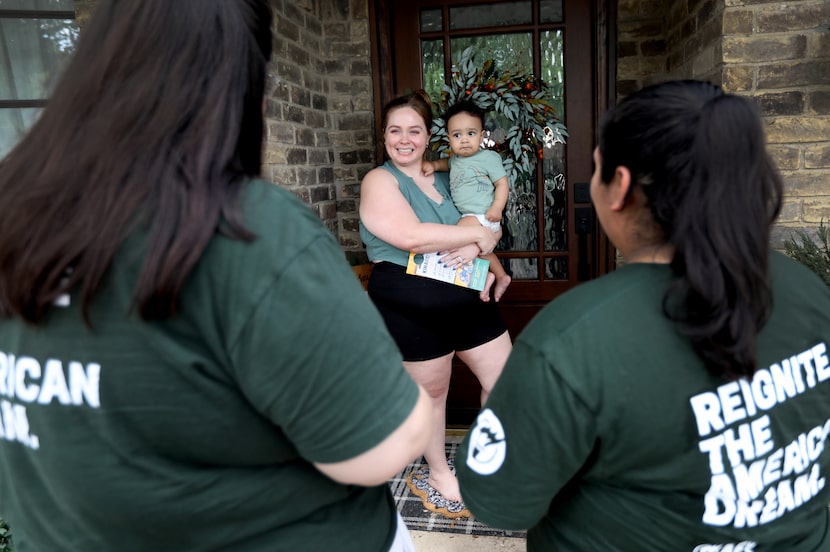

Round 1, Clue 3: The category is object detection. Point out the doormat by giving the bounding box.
[388,437,527,538]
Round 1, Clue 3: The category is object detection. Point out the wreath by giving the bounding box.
[428,47,568,186]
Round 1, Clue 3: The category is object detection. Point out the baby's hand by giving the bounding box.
[422,161,435,176]
[485,208,503,223]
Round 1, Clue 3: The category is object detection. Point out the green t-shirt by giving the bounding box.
[447,149,506,215]
[0,179,419,551]
[457,252,830,551]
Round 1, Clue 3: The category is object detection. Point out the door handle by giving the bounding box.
[575,207,593,281]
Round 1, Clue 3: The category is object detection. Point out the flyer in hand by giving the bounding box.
[406,252,490,291]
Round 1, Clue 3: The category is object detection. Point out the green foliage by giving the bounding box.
[428,46,568,187]
[784,221,830,287]
[0,517,13,552]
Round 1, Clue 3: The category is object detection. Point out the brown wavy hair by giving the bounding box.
[0,0,273,324]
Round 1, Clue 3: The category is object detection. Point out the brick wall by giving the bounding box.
[723,0,830,247]
[266,0,374,258]
[617,0,723,89]
[617,0,830,247]
[319,0,375,258]
[666,0,724,84]
[616,0,668,96]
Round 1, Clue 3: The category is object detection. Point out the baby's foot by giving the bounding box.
[428,471,462,503]
[494,275,512,302]
[479,272,496,302]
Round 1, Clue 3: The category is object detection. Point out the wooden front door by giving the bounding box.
[370,0,614,424]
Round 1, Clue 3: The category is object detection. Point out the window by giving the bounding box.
[0,0,79,157]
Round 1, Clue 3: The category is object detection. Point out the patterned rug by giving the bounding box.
[388,435,527,538]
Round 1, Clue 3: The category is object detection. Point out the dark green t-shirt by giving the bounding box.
[457,252,830,551]
[0,179,419,551]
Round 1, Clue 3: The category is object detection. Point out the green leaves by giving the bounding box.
[0,518,13,552]
[784,221,830,287]
[428,46,568,187]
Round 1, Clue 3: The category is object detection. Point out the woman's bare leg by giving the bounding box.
[403,353,461,502]
[455,330,512,405]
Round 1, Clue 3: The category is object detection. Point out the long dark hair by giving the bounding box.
[599,80,783,380]
[0,0,273,323]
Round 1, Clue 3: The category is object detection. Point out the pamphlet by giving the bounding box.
[406,252,490,291]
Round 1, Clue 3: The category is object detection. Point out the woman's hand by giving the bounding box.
[439,243,482,268]
[476,225,501,255]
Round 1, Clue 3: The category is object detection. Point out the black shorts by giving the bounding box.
[368,262,508,362]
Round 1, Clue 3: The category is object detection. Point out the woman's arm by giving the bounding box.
[314,384,432,486]
[359,167,498,254]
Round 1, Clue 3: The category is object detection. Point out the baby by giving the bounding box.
[423,100,511,301]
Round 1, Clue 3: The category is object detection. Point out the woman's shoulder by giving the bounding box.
[361,165,405,197]
[235,179,334,250]
[363,164,395,182]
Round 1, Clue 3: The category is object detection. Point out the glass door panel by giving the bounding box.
[542,30,567,260]
[543,142,567,254]
[540,0,564,23]
[0,106,40,157]
[449,2,533,29]
[449,34,533,73]
[420,8,442,32]
[541,30,565,120]
[421,39,445,101]
[0,17,78,100]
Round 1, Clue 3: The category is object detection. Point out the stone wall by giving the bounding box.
[616,0,668,96]
[617,0,830,246]
[266,0,374,259]
[319,0,375,258]
[666,0,724,83]
[723,0,830,246]
[616,0,724,91]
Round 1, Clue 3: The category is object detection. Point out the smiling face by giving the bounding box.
[446,111,484,158]
[383,106,429,168]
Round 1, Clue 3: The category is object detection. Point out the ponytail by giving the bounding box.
[599,80,783,380]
